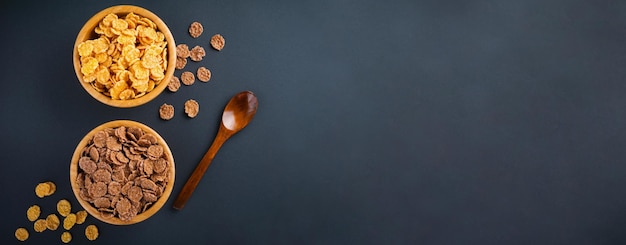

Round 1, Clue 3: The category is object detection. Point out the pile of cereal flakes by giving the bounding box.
[75,125,171,221]
[159,21,226,120]
[77,12,169,100]
[15,181,99,243]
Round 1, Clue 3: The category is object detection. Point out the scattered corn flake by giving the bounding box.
[57,199,72,217]
[175,56,187,70]
[168,76,181,92]
[46,214,60,230]
[15,227,29,241]
[159,103,175,120]
[189,46,205,62]
[184,99,200,118]
[63,213,77,230]
[188,21,203,38]
[27,205,41,221]
[85,225,99,241]
[176,44,190,58]
[180,71,195,86]
[76,210,88,225]
[197,67,211,82]
[210,34,225,51]
[61,231,72,244]
[35,182,51,198]
[33,219,47,232]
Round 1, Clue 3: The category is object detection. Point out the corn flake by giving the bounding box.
[63,213,77,230]
[77,41,94,57]
[57,199,71,217]
[15,228,29,241]
[35,182,51,198]
[76,210,88,224]
[85,225,99,241]
[46,214,60,230]
[61,231,72,244]
[34,219,47,232]
[27,205,41,221]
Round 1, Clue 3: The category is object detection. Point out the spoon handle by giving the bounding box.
[173,126,231,210]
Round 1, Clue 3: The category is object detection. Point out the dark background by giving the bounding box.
[2,0,626,244]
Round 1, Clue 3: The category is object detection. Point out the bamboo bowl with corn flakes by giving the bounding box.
[70,120,176,225]
[73,5,176,108]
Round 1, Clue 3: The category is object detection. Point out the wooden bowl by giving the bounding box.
[73,5,176,108]
[69,120,175,225]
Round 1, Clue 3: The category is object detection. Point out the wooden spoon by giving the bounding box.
[173,91,259,210]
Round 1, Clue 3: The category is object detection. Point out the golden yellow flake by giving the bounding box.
[61,231,72,243]
[57,199,71,217]
[85,225,99,241]
[63,213,77,230]
[15,228,29,241]
[33,219,47,232]
[26,205,41,221]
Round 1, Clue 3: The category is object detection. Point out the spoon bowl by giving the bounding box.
[173,91,258,210]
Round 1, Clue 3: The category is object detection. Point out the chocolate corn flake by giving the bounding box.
[159,103,175,120]
[176,44,190,58]
[188,21,203,38]
[181,71,195,86]
[210,34,225,51]
[175,56,187,70]
[168,76,181,92]
[184,99,200,118]
[189,45,205,62]
[197,67,211,82]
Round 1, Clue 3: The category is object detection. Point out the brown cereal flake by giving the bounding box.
[159,103,175,120]
[27,205,41,221]
[79,157,98,174]
[61,231,72,243]
[15,228,29,241]
[189,45,205,62]
[85,225,99,241]
[184,99,200,118]
[188,21,203,38]
[147,145,164,159]
[46,214,60,230]
[57,199,72,217]
[210,34,225,51]
[63,213,77,230]
[168,76,181,92]
[76,210,88,224]
[34,219,47,232]
[88,182,108,198]
[197,67,211,82]
[175,56,187,70]
[176,44,190,58]
[181,71,195,85]
[108,181,122,196]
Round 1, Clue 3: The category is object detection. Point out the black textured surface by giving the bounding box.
[2,0,626,244]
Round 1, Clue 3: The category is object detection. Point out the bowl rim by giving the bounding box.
[69,120,176,225]
[72,5,176,108]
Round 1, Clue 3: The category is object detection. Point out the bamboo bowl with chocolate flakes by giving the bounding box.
[70,120,175,225]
